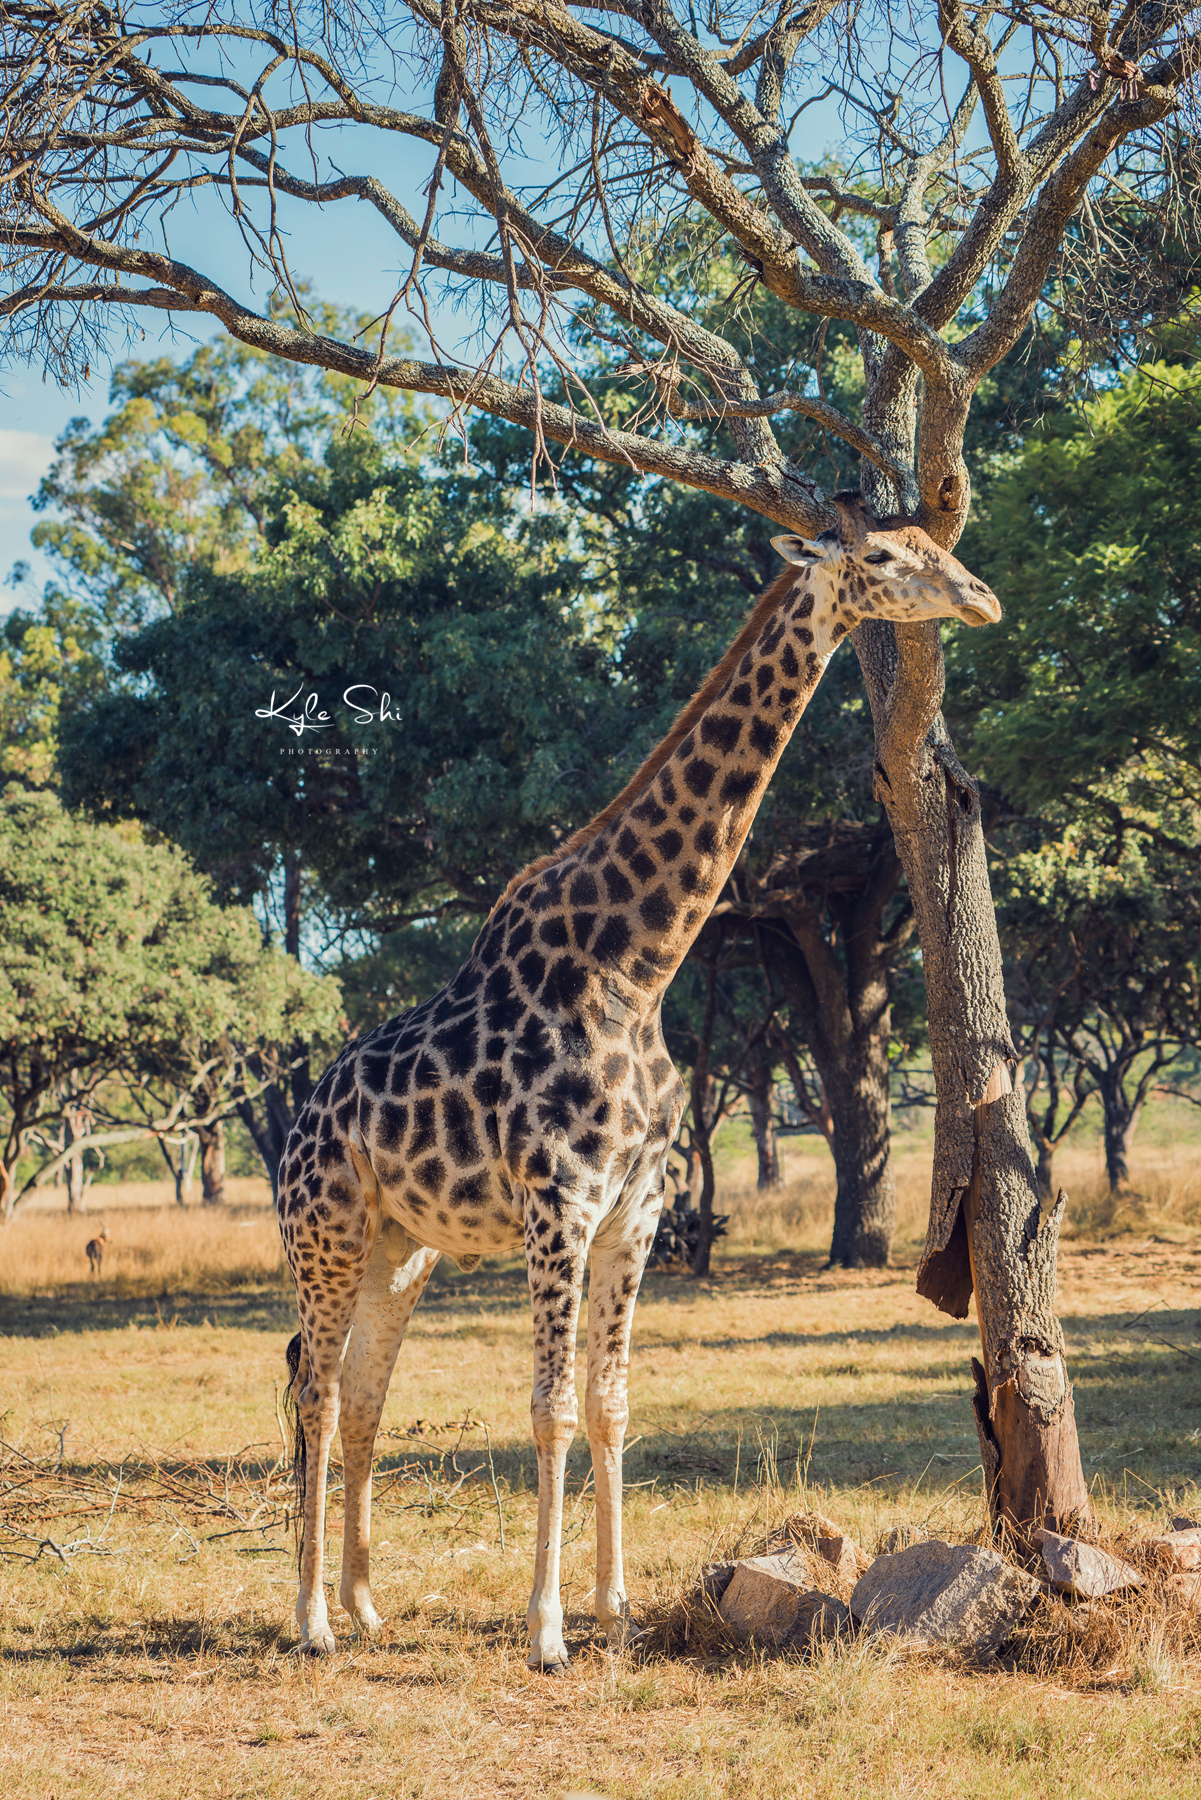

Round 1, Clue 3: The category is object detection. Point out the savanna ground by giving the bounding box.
[2,1104,1200,1799]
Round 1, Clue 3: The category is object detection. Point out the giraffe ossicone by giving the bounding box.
[277,493,1000,1667]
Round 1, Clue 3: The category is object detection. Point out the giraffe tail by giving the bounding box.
[283,1330,307,1569]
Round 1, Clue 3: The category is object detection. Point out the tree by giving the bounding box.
[950,357,1201,835]
[0,789,342,1217]
[950,356,1201,1194]
[1000,827,1201,1194]
[12,0,1194,1527]
[662,922,783,1271]
[57,426,619,929]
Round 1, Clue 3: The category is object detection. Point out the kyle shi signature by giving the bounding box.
[255,685,400,737]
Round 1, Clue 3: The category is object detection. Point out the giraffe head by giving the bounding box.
[771,493,1001,629]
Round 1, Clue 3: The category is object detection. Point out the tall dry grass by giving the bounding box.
[713,1126,1201,1259]
[3,1122,1199,1304]
[1,1179,285,1298]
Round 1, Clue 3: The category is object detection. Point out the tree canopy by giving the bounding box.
[0,788,342,1216]
[951,355,1201,831]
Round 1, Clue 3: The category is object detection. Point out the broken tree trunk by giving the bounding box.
[855,618,1091,1532]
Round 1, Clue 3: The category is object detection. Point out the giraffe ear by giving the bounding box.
[771,533,835,566]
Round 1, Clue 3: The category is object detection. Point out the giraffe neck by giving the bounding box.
[518,564,844,1004]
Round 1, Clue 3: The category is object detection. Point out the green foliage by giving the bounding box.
[946,355,1201,1165]
[0,789,342,1198]
[30,300,420,625]
[950,359,1201,818]
[58,429,621,922]
[337,916,482,1037]
[0,590,107,789]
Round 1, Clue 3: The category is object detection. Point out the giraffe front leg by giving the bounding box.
[586,1191,662,1650]
[525,1207,588,1675]
[337,1235,440,1635]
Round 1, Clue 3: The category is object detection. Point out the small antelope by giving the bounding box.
[85,1226,110,1274]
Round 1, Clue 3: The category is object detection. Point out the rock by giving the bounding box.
[1148,1525,1201,1571]
[696,1563,736,1608]
[850,1539,1039,1658]
[1168,1571,1201,1610]
[1033,1529,1143,1598]
[718,1548,851,1650]
[878,1524,924,1555]
[784,1590,853,1650]
[815,1533,862,1588]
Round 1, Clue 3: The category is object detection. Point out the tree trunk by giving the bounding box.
[198,1118,227,1207]
[1034,1134,1055,1204]
[236,1085,295,1201]
[283,850,303,960]
[822,1042,896,1268]
[746,1054,782,1190]
[855,618,1091,1532]
[759,901,898,1268]
[63,1105,87,1215]
[676,1138,698,1209]
[1097,1070,1140,1192]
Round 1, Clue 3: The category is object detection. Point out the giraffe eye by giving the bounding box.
[865,551,893,565]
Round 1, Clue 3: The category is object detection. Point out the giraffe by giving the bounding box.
[277,492,1001,1667]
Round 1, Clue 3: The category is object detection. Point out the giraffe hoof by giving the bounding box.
[603,1617,643,1651]
[298,1624,337,1655]
[344,1597,384,1637]
[528,1653,571,1677]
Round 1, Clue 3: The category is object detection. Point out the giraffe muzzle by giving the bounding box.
[959,589,1002,626]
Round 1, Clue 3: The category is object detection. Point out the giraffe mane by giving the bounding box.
[495,563,801,907]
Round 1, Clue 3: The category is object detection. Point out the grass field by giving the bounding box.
[1,1124,1199,1799]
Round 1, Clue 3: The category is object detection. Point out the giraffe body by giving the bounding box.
[277,496,1000,1664]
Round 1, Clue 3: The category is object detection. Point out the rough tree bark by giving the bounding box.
[855,620,1092,1529]
[197,1118,227,1207]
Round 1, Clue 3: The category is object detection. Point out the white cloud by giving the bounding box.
[0,428,55,503]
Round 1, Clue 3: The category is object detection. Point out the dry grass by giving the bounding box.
[1,1133,1199,1797]
[1,1179,283,1299]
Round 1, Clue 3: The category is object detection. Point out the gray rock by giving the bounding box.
[878,1524,924,1555]
[1168,1570,1201,1610]
[718,1548,850,1650]
[814,1533,862,1587]
[1150,1526,1201,1571]
[850,1539,1039,1657]
[1033,1529,1143,1598]
[696,1563,736,1607]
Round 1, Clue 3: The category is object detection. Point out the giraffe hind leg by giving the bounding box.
[280,1150,379,1653]
[290,1286,361,1653]
[336,1228,440,1634]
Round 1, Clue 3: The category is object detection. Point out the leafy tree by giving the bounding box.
[951,358,1201,833]
[58,427,620,934]
[0,789,342,1218]
[0,590,106,790]
[999,825,1200,1194]
[950,357,1201,1192]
